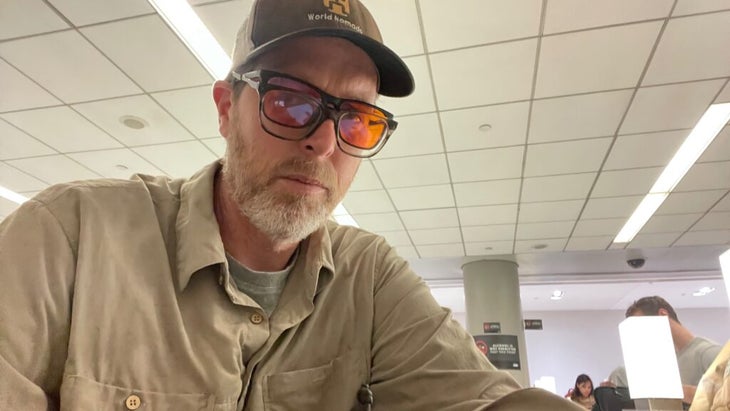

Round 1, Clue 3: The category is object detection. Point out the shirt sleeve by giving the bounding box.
[0,200,75,410]
[369,242,522,410]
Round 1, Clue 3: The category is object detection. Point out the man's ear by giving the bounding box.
[658,308,669,316]
[213,80,234,139]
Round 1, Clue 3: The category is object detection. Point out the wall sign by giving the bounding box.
[474,334,521,370]
[483,322,501,333]
[524,319,543,330]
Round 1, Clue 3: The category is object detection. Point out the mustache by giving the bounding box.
[271,158,337,190]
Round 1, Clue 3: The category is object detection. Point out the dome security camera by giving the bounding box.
[627,258,646,269]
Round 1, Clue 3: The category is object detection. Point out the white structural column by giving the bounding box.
[462,259,529,386]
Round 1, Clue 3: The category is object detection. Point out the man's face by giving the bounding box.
[218,37,378,244]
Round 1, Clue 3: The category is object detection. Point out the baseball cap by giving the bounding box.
[227,0,414,97]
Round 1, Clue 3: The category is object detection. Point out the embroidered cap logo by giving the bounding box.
[323,0,350,17]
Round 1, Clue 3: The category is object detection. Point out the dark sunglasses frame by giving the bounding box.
[230,69,398,158]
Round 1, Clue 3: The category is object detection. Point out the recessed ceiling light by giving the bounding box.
[550,290,564,300]
[119,116,148,130]
[692,286,716,297]
[0,185,28,204]
[478,123,492,132]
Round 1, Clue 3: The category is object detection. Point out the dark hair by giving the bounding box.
[625,295,680,323]
[570,374,594,400]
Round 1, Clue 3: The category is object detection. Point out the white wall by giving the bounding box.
[521,307,730,395]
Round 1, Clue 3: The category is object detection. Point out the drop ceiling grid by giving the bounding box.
[0,0,728,259]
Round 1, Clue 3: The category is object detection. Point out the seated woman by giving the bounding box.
[569,374,596,410]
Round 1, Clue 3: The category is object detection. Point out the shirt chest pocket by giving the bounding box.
[262,349,367,411]
[60,374,226,411]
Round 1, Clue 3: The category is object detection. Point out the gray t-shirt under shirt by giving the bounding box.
[226,250,297,316]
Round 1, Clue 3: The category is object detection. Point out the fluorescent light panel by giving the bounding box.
[0,185,28,204]
[613,103,730,243]
[333,202,359,227]
[146,0,231,79]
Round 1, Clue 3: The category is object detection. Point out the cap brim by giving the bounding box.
[236,28,414,98]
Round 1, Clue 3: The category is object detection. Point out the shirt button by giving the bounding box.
[250,313,264,324]
[125,394,141,410]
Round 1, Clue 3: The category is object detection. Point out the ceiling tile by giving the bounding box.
[374,154,450,188]
[68,148,162,179]
[194,0,253,56]
[454,179,521,207]
[514,238,568,253]
[675,161,730,191]
[349,160,382,191]
[448,146,524,183]
[642,213,702,233]
[409,227,462,245]
[0,119,55,160]
[441,102,529,151]
[152,86,220,139]
[672,0,730,15]
[699,126,730,163]
[377,113,444,159]
[417,243,465,258]
[521,173,596,202]
[343,190,394,214]
[7,155,99,184]
[81,16,211,92]
[459,204,518,226]
[351,212,404,232]
[565,236,613,251]
[363,0,424,56]
[462,224,515,242]
[48,0,153,26]
[604,130,687,170]
[389,184,455,210]
[620,80,725,134]
[674,230,730,246]
[716,82,730,103]
[529,90,633,143]
[519,200,584,223]
[73,95,196,146]
[573,218,626,237]
[517,221,574,240]
[0,197,20,217]
[644,12,730,85]
[379,56,435,116]
[430,39,537,109]
[582,196,643,219]
[535,22,661,98]
[0,31,142,103]
[712,193,730,212]
[394,245,419,259]
[202,137,226,157]
[693,211,730,230]
[465,240,515,256]
[420,0,541,52]
[133,141,217,178]
[591,167,663,198]
[2,106,122,152]
[525,138,611,177]
[0,59,61,112]
[0,162,49,192]
[543,0,673,34]
[0,0,69,40]
[378,230,412,247]
[400,208,459,230]
[628,232,682,248]
[657,190,727,215]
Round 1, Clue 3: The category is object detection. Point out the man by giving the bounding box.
[605,296,722,406]
[0,0,581,410]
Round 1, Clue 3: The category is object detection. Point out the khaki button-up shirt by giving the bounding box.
[0,161,523,410]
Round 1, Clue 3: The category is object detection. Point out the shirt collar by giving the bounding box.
[174,160,335,292]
